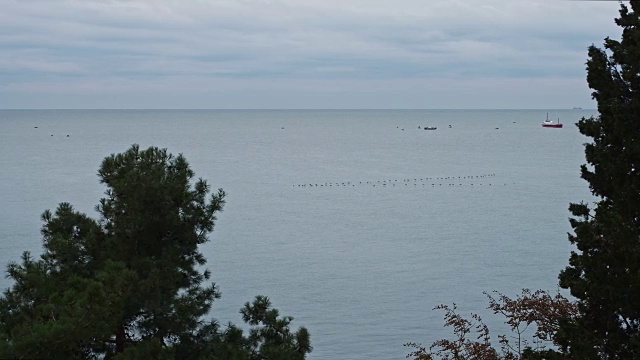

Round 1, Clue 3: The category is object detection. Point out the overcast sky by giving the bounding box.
[0,0,625,109]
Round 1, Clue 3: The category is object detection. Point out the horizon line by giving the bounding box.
[0,108,597,111]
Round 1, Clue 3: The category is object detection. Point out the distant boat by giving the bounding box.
[542,113,563,128]
[424,127,437,130]
[572,107,582,110]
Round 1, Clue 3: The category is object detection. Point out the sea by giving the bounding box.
[0,109,597,359]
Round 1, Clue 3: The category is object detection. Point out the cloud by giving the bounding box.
[0,0,623,108]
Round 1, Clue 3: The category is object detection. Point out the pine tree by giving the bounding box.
[95,145,225,355]
[558,2,640,358]
[0,145,311,359]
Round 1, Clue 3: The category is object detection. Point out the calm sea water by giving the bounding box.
[0,109,596,359]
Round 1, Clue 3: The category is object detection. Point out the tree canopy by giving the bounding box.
[558,1,640,358]
[0,145,311,359]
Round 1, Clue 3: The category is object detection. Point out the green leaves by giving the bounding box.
[0,258,135,358]
[239,296,312,360]
[0,144,309,359]
[558,2,640,358]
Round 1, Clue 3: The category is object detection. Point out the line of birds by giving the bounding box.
[292,174,501,188]
[293,182,509,188]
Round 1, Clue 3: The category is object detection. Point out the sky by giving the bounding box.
[0,0,626,109]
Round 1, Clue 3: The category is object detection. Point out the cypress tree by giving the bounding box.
[559,2,640,358]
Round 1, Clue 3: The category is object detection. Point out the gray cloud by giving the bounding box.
[0,0,622,108]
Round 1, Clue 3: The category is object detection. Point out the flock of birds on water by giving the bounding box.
[291,173,517,189]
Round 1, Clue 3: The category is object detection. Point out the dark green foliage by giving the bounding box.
[520,348,565,360]
[96,146,226,354]
[173,296,312,360]
[0,145,311,359]
[558,2,640,358]
[240,296,312,359]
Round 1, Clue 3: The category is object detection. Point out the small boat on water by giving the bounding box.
[542,113,563,128]
[424,126,437,130]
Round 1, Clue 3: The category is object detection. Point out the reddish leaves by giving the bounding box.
[406,289,578,360]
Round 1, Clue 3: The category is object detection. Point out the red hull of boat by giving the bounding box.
[542,124,563,128]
